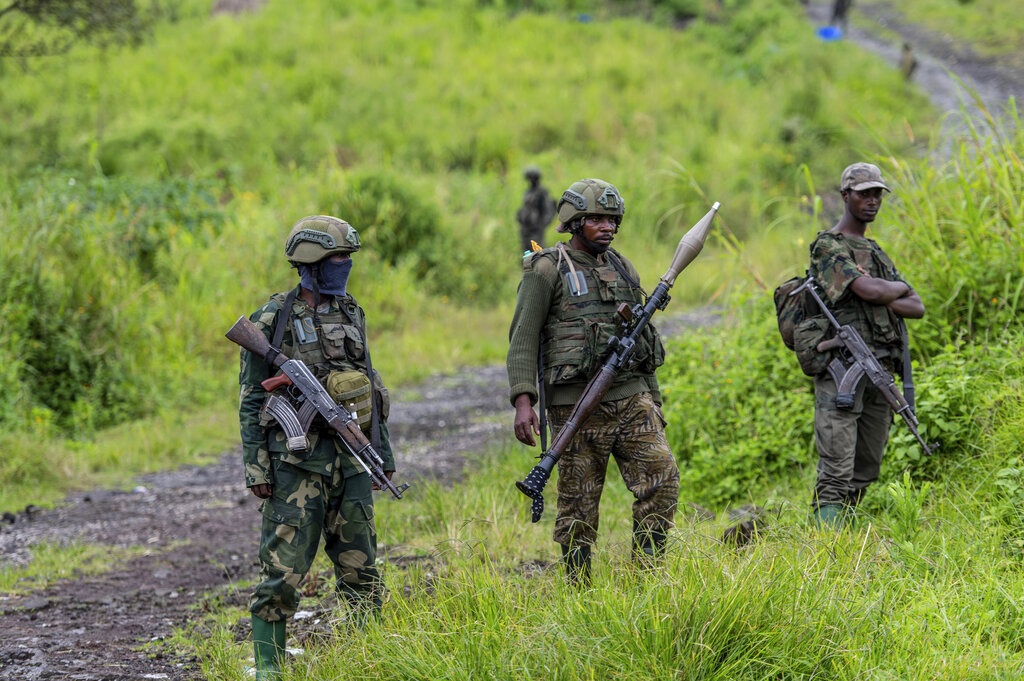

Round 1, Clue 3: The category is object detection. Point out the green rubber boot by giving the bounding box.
[252,615,286,680]
[813,504,845,530]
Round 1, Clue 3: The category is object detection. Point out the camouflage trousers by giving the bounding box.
[250,460,381,623]
[548,392,679,548]
[813,372,892,509]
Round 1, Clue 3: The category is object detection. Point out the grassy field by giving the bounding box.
[1,0,1023,677]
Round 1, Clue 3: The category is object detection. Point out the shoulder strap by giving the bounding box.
[605,249,641,290]
[338,296,382,452]
[272,287,300,350]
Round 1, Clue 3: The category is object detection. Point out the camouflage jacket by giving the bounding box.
[238,287,394,488]
[809,230,911,362]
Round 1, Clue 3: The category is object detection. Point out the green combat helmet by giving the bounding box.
[284,215,361,264]
[555,178,625,233]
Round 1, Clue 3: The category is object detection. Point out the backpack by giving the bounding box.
[773,275,813,350]
[773,274,832,376]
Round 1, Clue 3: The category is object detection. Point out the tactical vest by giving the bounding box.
[539,246,664,386]
[272,291,368,380]
[261,291,388,472]
[811,232,905,360]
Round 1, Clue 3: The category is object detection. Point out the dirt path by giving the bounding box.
[1,6,1021,680]
[806,1,1022,134]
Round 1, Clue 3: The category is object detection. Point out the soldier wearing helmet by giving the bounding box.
[506,179,679,585]
[237,215,396,677]
[515,165,557,253]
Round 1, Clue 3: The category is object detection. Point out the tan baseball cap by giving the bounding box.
[840,162,890,192]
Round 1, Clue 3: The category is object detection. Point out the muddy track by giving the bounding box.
[1,6,1021,680]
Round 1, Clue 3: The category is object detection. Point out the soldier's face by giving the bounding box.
[844,187,885,222]
[577,214,618,254]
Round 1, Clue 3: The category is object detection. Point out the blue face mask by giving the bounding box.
[299,257,353,297]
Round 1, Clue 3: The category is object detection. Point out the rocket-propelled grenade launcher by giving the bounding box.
[515,202,721,523]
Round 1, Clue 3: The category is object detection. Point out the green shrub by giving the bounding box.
[660,294,815,507]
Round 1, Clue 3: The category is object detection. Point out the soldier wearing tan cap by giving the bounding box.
[805,163,925,528]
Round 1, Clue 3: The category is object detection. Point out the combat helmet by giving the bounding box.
[556,178,625,232]
[284,215,361,264]
[523,165,542,180]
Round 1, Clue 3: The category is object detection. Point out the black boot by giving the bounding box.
[632,522,667,569]
[560,542,592,587]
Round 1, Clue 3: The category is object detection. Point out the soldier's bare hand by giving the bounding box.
[513,395,539,447]
[372,471,394,491]
[250,484,273,499]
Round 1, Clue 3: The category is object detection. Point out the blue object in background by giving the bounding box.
[817,25,843,41]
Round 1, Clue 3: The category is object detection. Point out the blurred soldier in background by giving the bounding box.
[516,165,557,253]
[507,178,679,586]
[900,42,918,81]
[830,0,853,32]
[237,215,396,679]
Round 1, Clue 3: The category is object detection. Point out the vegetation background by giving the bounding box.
[1,0,1022,678]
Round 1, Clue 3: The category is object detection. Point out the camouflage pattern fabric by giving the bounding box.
[809,231,908,363]
[808,229,913,512]
[548,392,679,548]
[238,288,391,623]
[249,461,382,622]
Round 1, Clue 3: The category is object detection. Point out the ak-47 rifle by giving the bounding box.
[515,202,721,523]
[790,276,936,456]
[226,315,411,499]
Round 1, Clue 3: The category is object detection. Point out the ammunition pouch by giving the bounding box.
[326,370,374,435]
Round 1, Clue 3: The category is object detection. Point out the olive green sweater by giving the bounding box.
[506,244,660,407]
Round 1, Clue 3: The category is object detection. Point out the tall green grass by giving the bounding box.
[188,442,1024,679]
[0,0,937,507]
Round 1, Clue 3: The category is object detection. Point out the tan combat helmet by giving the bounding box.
[284,215,361,264]
[555,178,625,232]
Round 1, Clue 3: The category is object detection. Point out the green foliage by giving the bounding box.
[0,172,227,433]
[881,113,1024,354]
[659,295,815,507]
[186,447,1024,678]
[658,115,1024,510]
[0,0,160,59]
[863,0,1024,58]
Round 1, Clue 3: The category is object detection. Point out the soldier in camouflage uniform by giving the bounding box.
[808,163,925,528]
[507,178,679,585]
[516,165,557,253]
[237,215,396,679]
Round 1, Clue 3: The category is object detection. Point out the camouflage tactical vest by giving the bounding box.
[538,246,665,385]
[810,232,905,360]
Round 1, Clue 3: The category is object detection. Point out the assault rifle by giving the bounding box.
[226,316,411,499]
[790,276,936,456]
[515,202,721,522]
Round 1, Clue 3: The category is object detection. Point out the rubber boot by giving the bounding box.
[340,582,384,630]
[813,503,845,530]
[632,522,668,569]
[251,615,286,680]
[560,542,592,588]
